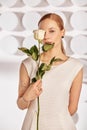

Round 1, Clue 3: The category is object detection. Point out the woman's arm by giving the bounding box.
[17,63,43,110]
[17,63,31,110]
[68,68,83,115]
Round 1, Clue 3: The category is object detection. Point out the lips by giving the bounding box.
[43,40,53,44]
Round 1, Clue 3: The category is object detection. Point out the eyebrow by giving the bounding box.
[39,27,56,30]
[48,27,56,30]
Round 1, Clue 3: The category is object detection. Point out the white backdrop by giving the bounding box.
[0,0,87,130]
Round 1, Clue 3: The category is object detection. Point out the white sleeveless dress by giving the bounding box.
[21,57,83,130]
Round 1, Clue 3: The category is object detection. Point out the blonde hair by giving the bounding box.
[38,13,65,54]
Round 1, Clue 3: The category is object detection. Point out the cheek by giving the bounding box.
[52,33,59,39]
[55,32,62,38]
[53,34,62,43]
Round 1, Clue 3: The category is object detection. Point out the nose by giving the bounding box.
[43,32,51,43]
[44,32,49,40]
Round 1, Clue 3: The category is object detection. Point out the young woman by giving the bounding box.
[17,13,83,130]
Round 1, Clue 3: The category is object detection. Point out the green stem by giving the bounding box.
[36,40,41,130]
[37,97,40,130]
[37,41,41,78]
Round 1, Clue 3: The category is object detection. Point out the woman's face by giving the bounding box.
[39,18,64,45]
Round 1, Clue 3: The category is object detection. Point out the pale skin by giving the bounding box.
[17,18,83,115]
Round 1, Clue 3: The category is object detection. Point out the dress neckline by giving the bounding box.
[51,57,71,68]
[40,57,72,68]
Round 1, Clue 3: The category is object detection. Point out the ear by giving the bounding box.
[61,29,65,38]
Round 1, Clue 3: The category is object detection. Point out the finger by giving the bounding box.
[37,82,42,89]
[39,88,43,95]
[38,87,42,91]
[35,80,42,89]
[34,79,42,87]
[36,87,43,95]
[39,87,43,92]
[38,81,42,86]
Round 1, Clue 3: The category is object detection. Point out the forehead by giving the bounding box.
[39,18,59,29]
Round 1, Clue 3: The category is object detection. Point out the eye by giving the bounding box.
[49,30,55,33]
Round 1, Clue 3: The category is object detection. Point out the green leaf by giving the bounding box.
[50,57,55,65]
[30,45,38,54]
[50,57,62,65]
[36,63,51,79]
[39,63,51,71]
[36,70,45,79]
[30,45,39,61]
[42,43,54,52]
[18,47,31,56]
[39,63,46,71]
[32,77,37,83]
[46,65,51,71]
[39,71,45,78]
[32,52,38,61]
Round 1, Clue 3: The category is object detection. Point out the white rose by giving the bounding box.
[33,29,45,41]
